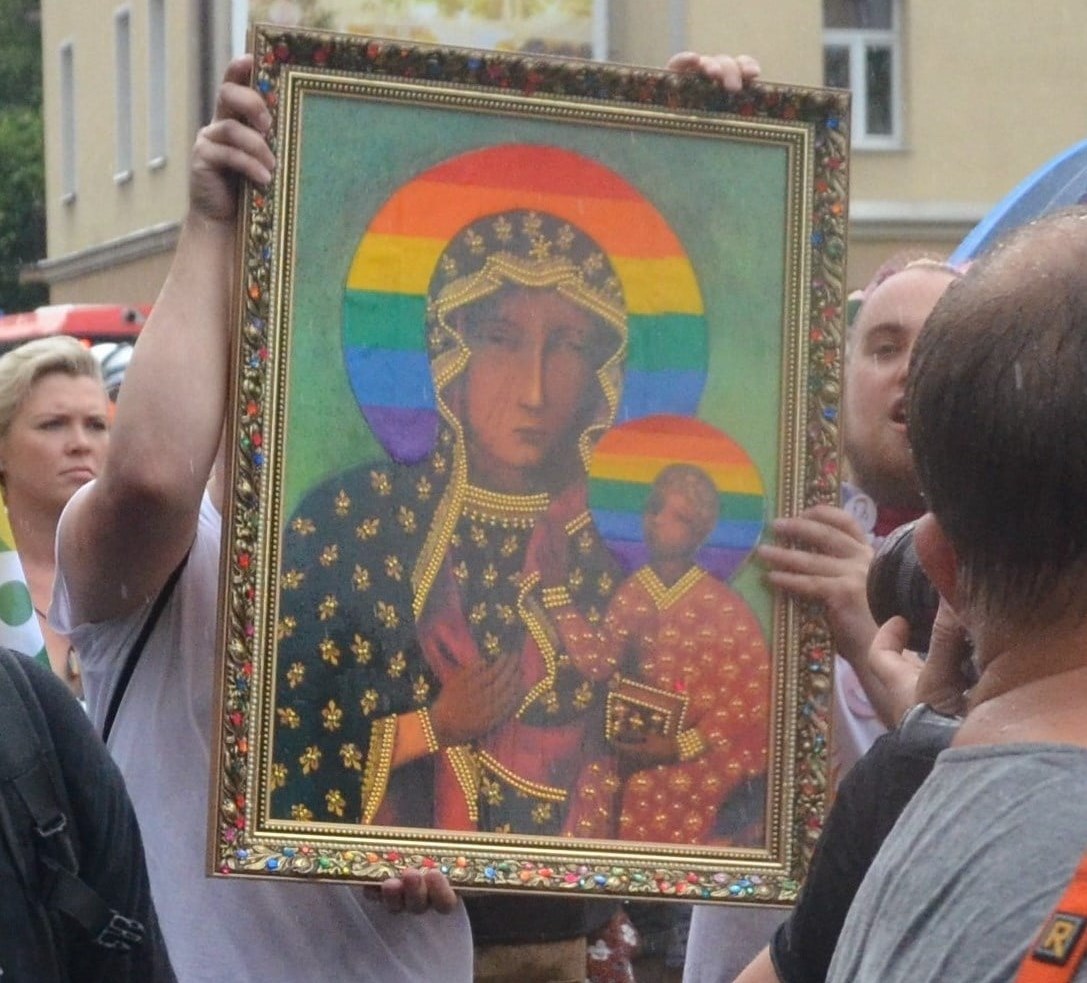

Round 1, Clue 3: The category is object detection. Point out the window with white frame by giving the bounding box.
[148,0,167,166]
[59,42,76,201]
[114,7,133,180]
[823,0,902,149]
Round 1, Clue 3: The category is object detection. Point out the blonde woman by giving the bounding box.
[0,336,110,696]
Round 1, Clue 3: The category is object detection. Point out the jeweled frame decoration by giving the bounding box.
[211,24,850,906]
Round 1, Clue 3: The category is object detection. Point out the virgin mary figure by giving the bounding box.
[271,208,628,836]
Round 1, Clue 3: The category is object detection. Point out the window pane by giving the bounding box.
[866,45,893,135]
[60,43,76,196]
[115,9,132,174]
[824,45,850,89]
[148,0,167,161]
[824,0,893,29]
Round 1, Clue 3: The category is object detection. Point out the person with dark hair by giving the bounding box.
[730,600,967,983]
[826,208,1087,982]
[684,257,961,983]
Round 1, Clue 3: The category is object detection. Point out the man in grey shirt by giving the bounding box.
[827,208,1087,982]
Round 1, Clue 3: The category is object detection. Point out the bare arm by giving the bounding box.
[734,946,781,983]
[58,56,274,623]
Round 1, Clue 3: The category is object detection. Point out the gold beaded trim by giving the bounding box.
[411,441,467,621]
[417,707,440,755]
[515,574,560,717]
[635,565,706,611]
[565,511,593,536]
[477,751,567,803]
[463,508,537,530]
[446,745,480,823]
[433,253,626,334]
[361,714,397,824]
[540,586,573,609]
[677,726,708,762]
[464,483,550,518]
[604,677,689,740]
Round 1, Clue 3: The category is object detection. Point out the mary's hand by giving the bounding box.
[429,654,523,746]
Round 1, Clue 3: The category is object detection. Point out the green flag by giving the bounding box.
[0,490,48,667]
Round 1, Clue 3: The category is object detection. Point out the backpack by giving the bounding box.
[0,652,144,982]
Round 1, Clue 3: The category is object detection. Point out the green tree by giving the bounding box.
[0,0,46,315]
[0,108,47,314]
[0,0,41,108]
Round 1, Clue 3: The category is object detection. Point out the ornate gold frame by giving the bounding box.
[211,24,850,907]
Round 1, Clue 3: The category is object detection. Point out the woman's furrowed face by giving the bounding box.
[0,371,110,514]
[458,285,604,492]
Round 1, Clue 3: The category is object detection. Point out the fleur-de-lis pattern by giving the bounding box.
[270,458,623,834]
[270,210,630,834]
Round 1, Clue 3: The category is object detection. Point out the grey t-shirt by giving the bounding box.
[828,743,1087,983]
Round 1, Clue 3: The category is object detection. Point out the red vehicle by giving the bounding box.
[0,304,149,398]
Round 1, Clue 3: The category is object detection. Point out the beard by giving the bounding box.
[844,436,924,510]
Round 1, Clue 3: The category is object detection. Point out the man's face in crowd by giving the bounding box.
[843,267,957,509]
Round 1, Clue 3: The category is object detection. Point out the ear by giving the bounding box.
[912,512,962,611]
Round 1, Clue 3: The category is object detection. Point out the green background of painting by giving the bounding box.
[279,89,791,628]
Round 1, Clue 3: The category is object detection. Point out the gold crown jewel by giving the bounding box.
[427,208,627,333]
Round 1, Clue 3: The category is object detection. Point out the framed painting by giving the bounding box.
[211,24,851,907]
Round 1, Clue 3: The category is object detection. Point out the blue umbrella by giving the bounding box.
[950,137,1087,265]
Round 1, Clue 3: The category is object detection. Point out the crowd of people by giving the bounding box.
[3,42,1087,983]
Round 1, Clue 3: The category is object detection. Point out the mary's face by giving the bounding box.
[456,285,605,493]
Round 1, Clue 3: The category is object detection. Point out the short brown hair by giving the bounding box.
[907,207,1087,624]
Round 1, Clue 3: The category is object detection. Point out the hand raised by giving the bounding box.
[757,504,876,667]
[866,615,925,725]
[189,55,275,224]
[665,51,762,92]
[915,599,973,717]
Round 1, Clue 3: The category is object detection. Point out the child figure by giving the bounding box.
[557,463,771,845]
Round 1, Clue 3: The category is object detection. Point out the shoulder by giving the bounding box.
[836,707,953,809]
[0,650,88,743]
[0,648,133,840]
[894,704,960,757]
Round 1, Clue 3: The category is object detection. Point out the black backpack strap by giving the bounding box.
[0,654,145,952]
[102,554,188,744]
[43,864,145,950]
[0,654,54,891]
